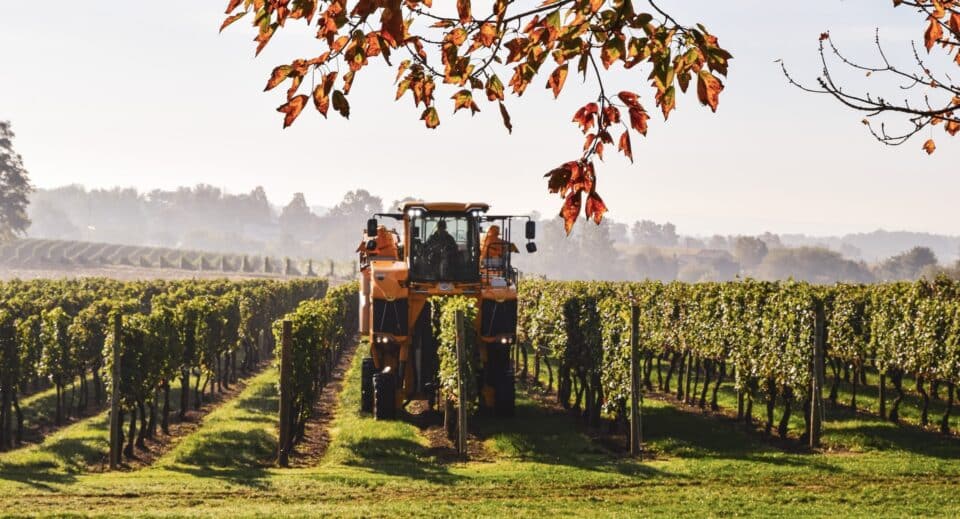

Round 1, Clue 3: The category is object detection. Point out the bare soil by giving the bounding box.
[287,342,359,467]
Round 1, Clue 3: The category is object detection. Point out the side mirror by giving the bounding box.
[366,218,378,237]
[525,220,536,240]
[526,242,537,254]
[366,239,377,251]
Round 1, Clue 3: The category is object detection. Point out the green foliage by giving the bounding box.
[521,277,960,423]
[272,280,353,440]
[432,296,479,408]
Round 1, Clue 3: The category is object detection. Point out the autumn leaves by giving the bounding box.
[221,1,731,233]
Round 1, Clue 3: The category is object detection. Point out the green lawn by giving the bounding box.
[0,348,958,517]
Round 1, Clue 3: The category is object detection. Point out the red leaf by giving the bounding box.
[457,0,472,24]
[584,191,607,225]
[560,191,582,235]
[544,162,577,195]
[572,103,599,133]
[629,107,649,135]
[277,95,308,128]
[618,91,640,108]
[618,131,633,163]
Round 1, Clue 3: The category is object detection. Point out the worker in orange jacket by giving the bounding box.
[357,225,399,260]
[480,225,517,264]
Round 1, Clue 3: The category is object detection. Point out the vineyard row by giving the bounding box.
[518,278,960,439]
[0,277,327,453]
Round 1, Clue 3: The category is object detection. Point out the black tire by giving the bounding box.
[361,357,375,413]
[494,370,515,417]
[373,371,397,420]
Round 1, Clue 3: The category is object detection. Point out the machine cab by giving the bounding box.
[406,208,482,283]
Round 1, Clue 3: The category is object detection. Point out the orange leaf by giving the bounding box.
[951,12,960,36]
[312,85,329,117]
[265,65,292,91]
[946,120,960,136]
[923,138,936,154]
[925,16,943,52]
[277,95,308,128]
[560,191,582,235]
[486,74,505,101]
[477,23,497,47]
[656,86,676,120]
[547,64,568,98]
[225,0,243,14]
[696,70,723,112]
[220,12,246,33]
[618,131,633,163]
[421,107,440,129]
[584,191,607,225]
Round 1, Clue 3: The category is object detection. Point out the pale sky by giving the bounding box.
[1,1,957,236]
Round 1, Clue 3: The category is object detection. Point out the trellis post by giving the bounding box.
[810,300,826,448]
[109,313,121,469]
[455,310,468,458]
[278,320,292,467]
[630,305,643,458]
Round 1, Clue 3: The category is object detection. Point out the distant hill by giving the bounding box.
[781,230,960,263]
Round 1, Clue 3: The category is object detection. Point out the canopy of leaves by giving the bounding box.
[222,0,731,233]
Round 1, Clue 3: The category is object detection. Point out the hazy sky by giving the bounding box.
[1,1,957,236]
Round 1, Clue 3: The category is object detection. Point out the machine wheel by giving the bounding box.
[494,370,515,417]
[373,371,397,420]
[360,357,375,413]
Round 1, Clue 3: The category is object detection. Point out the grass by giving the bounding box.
[0,348,959,517]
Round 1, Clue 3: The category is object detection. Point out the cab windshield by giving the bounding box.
[409,213,480,282]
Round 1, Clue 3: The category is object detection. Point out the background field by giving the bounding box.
[1,342,958,518]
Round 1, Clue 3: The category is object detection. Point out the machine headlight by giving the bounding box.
[500,336,514,345]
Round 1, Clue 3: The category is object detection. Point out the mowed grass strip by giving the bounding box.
[155,367,279,471]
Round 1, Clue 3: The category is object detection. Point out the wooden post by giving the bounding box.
[278,320,292,467]
[630,305,642,458]
[810,300,826,448]
[455,310,468,458]
[109,313,121,469]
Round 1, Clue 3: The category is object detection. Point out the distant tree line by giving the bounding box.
[24,185,960,283]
